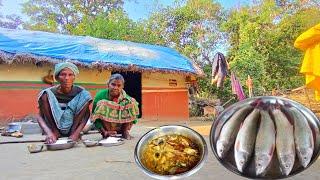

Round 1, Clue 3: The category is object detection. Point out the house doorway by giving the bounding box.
[111,71,142,118]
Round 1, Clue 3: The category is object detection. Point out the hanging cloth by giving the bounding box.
[231,72,246,101]
[211,52,229,88]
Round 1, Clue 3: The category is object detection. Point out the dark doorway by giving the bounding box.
[111,71,142,118]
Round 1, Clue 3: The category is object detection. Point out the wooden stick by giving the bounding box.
[0,139,45,144]
[222,97,235,107]
[304,88,312,110]
[291,85,306,92]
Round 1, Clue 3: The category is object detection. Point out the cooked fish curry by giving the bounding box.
[141,134,201,175]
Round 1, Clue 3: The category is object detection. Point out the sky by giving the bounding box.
[0,0,249,22]
[0,0,250,54]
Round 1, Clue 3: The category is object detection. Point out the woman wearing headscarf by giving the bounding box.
[36,62,92,144]
[91,74,139,140]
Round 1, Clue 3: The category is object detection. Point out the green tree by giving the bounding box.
[141,0,229,101]
[0,0,23,29]
[222,0,320,94]
[143,0,225,63]
[198,64,234,102]
[68,9,146,42]
[22,0,125,33]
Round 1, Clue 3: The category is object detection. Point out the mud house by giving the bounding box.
[0,28,203,124]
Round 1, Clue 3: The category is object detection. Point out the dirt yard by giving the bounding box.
[286,88,320,117]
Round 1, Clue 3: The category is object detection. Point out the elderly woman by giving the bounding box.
[91,74,139,140]
[37,62,92,144]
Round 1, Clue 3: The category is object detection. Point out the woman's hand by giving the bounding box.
[69,133,80,142]
[45,133,58,144]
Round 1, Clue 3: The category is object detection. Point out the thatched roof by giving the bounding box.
[0,28,204,76]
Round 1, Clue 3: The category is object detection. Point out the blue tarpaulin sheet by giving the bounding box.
[0,28,199,74]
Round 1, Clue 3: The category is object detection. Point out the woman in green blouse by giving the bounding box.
[91,74,139,140]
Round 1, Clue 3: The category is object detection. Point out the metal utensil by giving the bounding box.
[83,139,99,147]
[99,137,125,147]
[46,139,76,151]
[134,125,208,180]
[209,96,320,179]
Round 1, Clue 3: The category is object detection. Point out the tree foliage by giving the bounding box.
[22,0,125,33]
[68,10,145,42]
[222,0,320,94]
[143,0,225,65]
[18,0,320,101]
[0,0,23,29]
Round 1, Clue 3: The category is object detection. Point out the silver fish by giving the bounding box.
[254,110,275,176]
[234,108,260,172]
[216,105,253,158]
[286,106,314,168]
[273,108,295,176]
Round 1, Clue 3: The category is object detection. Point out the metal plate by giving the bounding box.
[134,125,208,180]
[83,140,99,147]
[46,139,76,151]
[209,96,320,179]
[99,137,125,147]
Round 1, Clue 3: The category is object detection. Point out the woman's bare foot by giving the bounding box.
[102,130,117,138]
[122,131,133,140]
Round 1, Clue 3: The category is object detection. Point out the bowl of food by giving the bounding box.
[134,125,208,180]
[83,139,99,147]
[46,139,76,151]
[210,96,320,179]
[99,137,124,147]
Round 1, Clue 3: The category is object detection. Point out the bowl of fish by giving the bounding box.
[210,96,320,179]
[134,125,208,180]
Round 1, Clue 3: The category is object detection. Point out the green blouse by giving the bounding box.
[92,89,138,129]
